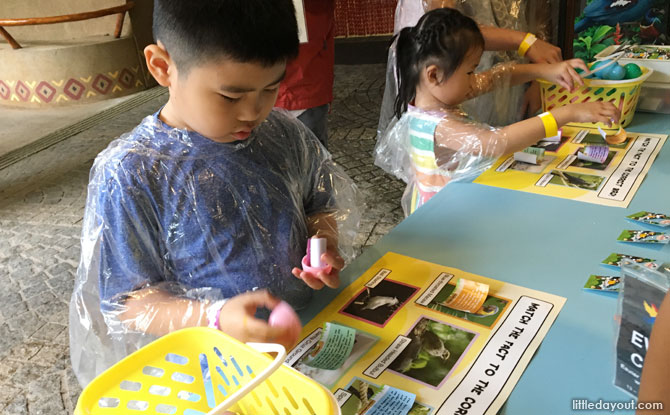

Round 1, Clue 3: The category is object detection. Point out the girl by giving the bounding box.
[377,0,563,141]
[375,8,620,215]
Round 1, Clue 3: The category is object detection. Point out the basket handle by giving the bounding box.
[206,342,286,415]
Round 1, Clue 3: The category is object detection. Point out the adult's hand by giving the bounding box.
[526,38,562,64]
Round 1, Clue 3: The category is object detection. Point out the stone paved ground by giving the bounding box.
[0,64,405,414]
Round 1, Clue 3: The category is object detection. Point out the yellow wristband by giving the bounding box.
[538,112,558,138]
[518,33,537,57]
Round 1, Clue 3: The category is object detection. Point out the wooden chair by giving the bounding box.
[0,1,135,50]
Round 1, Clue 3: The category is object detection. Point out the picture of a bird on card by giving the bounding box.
[340,280,419,327]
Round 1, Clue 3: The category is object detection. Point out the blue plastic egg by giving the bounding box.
[607,64,625,80]
[591,60,612,79]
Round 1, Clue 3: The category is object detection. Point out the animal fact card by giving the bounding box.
[473,127,667,208]
[626,211,670,228]
[287,252,566,415]
[617,230,670,244]
[584,275,621,293]
[601,253,659,270]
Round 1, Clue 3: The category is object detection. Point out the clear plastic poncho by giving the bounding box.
[377,0,555,139]
[69,109,360,386]
[375,105,507,216]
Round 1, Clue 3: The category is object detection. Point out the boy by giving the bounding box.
[69,0,358,386]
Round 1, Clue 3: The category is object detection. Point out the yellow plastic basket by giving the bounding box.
[74,327,340,415]
[538,66,654,131]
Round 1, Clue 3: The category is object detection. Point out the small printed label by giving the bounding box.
[535,173,554,187]
[366,269,392,288]
[496,157,515,172]
[364,336,412,379]
[334,389,352,406]
[556,154,576,170]
[285,328,322,367]
[571,129,588,144]
[416,273,453,306]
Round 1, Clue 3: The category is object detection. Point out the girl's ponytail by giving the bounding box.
[393,26,419,120]
[391,8,485,119]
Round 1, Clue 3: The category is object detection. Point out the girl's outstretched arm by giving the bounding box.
[498,102,619,154]
[434,102,620,158]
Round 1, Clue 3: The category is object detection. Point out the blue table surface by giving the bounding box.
[303,112,670,415]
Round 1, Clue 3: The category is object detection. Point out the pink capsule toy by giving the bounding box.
[301,237,332,277]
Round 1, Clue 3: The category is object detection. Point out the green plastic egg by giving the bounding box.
[623,63,642,80]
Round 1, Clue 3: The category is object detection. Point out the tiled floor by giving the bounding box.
[0,63,406,413]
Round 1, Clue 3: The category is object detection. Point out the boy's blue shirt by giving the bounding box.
[94,110,337,310]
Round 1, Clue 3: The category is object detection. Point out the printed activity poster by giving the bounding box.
[287,252,566,415]
[473,127,667,208]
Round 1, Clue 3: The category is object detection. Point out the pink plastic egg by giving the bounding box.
[268,301,302,347]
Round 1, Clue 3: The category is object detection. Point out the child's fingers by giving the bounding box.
[292,267,327,289]
[599,103,620,122]
[593,106,618,126]
[567,66,584,88]
[241,316,285,343]
[317,270,340,289]
[240,289,281,313]
[302,272,325,289]
[292,268,325,289]
[556,75,571,92]
[321,252,344,270]
[569,58,589,72]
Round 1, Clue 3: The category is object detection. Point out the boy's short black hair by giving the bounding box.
[153,0,299,72]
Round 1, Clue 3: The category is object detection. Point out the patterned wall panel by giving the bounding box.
[334,0,396,38]
[0,66,145,107]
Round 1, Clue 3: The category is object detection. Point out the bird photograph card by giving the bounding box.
[337,377,433,415]
[339,279,419,327]
[570,147,617,170]
[548,170,605,191]
[416,280,510,328]
[387,316,478,389]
